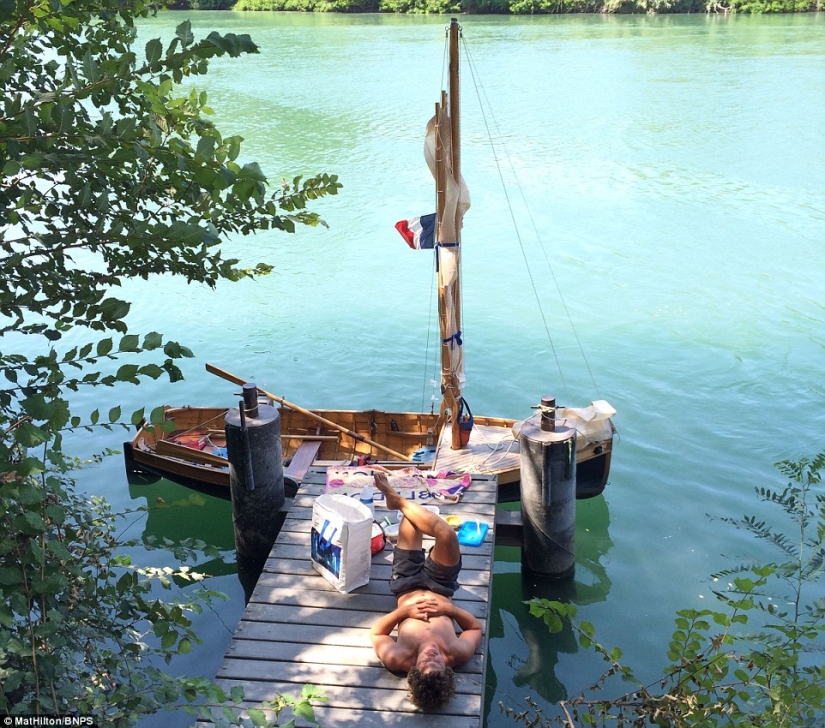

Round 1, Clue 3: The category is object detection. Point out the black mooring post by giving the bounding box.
[518,395,577,580]
[225,386,284,600]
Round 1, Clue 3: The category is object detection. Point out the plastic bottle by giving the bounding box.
[359,483,375,520]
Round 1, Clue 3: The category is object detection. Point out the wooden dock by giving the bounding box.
[215,467,497,727]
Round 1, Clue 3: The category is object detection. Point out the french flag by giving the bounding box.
[395,213,436,250]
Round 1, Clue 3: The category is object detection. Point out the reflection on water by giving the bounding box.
[127,475,237,579]
[487,496,613,722]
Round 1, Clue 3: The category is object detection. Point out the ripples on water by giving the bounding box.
[80,12,825,725]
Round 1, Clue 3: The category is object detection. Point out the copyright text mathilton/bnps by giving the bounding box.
[3,717,95,728]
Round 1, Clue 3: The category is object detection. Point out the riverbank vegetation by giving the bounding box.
[179,0,822,15]
[0,0,336,721]
[505,453,825,727]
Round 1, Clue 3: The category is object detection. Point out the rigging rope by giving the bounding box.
[174,410,227,439]
[460,35,602,401]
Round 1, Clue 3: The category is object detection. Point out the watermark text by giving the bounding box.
[2,717,96,728]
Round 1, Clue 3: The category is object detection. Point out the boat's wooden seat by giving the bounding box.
[284,439,324,480]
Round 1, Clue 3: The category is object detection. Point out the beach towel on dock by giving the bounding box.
[325,466,472,505]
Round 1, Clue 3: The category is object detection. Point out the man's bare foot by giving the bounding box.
[373,471,404,511]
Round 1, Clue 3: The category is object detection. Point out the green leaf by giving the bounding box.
[45,504,66,524]
[293,701,316,721]
[116,364,140,382]
[196,135,216,161]
[15,511,47,534]
[230,685,244,703]
[118,334,140,353]
[247,708,267,727]
[145,38,162,65]
[100,297,131,322]
[149,406,167,425]
[46,540,71,560]
[0,604,13,627]
[220,705,237,724]
[21,392,52,420]
[82,49,100,83]
[97,338,114,356]
[138,364,163,379]
[116,572,135,593]
[14,422,51,447]
[143,332,163,350]
[175,20,194,46]
[163,340,194,359]
[543,613,563,633]
[3,670,24,695]
[0,567,24,586]
[0,0,342,711]
[0,0,17,25]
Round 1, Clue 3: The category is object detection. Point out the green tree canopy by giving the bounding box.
[0,0,338,718]
[1,0,339,438]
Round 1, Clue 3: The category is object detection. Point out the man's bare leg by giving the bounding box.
[374,472,460,566]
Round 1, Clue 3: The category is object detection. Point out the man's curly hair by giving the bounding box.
[407,665,456,710]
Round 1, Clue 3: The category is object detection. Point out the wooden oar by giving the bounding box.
[205,363,409,462]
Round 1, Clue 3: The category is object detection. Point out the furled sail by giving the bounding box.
[424,109,470,248]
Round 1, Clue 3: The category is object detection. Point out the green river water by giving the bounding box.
[66,10,825,725]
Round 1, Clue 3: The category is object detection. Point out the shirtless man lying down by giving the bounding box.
[369,471,482,710]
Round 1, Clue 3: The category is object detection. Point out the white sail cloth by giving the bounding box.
[424,114,470,257]
[557,400,617,445]
[424,111,470,402]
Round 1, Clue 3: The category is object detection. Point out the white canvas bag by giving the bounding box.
[310,494,373,593]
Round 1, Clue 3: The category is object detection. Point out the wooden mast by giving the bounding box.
[436,18,464,450]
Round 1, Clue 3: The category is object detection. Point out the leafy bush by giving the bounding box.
[713,0,820,11]
[199,0,821,10]
[376,0,460,11]
[504,453,825,727]
[0,0,338,721]
[462,0,512,13]
[5,471,239,718]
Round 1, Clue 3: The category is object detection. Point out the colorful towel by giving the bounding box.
[324,466,472,507]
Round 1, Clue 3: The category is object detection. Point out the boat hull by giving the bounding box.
[124,404,613,499]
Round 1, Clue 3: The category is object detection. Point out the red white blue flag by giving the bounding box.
[395,213,436,250]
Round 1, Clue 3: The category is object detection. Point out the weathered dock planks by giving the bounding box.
[214,467,498,727]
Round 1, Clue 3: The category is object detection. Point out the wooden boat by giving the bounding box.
[123,402,520,489]
[123,397,613,498]
[124,20,615,499]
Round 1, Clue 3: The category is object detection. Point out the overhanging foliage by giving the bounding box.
[505,453,825,727]
[1,0,338,721]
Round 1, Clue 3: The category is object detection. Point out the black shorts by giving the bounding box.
[390,547,461,598]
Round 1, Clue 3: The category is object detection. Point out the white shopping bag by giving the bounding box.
[310,494,373,593]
